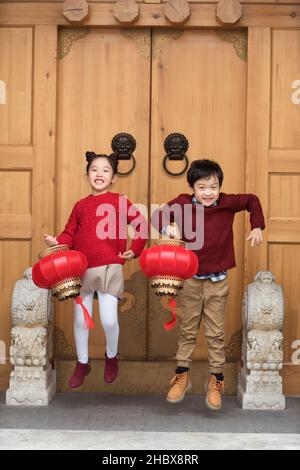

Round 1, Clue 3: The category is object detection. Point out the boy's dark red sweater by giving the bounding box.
[152,192,265,275]
[56,192,147,268]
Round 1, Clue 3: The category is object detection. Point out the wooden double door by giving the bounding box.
[3,25,300,393]
[54,27,247,367]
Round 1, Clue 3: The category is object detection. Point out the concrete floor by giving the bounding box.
[1,392,300,449]
[1,429,300,450]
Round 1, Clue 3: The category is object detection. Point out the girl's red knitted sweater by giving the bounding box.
[56,192,148,268]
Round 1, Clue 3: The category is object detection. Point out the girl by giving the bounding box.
[45,151,147,388]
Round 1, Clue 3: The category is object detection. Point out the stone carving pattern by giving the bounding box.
[6,268,56,406]
[238,271,285,409]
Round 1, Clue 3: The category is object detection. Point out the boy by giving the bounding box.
[152,159,265,410]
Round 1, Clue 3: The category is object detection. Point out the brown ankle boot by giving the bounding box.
[206,374,224,410]
[166,372,192,404]
[104,353,118,383]
[68,361,91,389]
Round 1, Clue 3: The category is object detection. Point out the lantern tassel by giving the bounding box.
[164,297,177,330]
[75,296,95,330]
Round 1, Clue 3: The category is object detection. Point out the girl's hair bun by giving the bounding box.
[86,151,96,162]
[109,152,119,162]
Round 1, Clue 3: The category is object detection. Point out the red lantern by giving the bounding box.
[32,245,94,329]
[140,239,198,330]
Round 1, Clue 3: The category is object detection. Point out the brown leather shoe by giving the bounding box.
[206,374,224,410]
[166,372,192,404]
[68,361,91,389]
[104,354,118,383]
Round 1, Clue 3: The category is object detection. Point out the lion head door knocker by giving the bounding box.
[111,132,136,176]
[163,133,189,176]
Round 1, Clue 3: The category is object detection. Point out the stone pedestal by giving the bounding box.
[237,369,285,410]
[238,271,285,410]
[6,268,56,406]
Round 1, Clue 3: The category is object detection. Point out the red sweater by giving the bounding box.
[56,192,147,268]
[152,192,265,274]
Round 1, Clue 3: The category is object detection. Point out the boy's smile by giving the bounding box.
[193,174,220,207]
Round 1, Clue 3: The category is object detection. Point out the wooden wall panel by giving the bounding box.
[244,27,270,281]
[269,174,300,219]
[0,28,32,145]
[55,28,150,360]
[269,244,300,394]
[31,25,57,259]
[0,26,56,390]
[149,29,247,360]
[265,29,300,394]
[0,27,35,389]
[0,170,31,214]
[271,30,300,150]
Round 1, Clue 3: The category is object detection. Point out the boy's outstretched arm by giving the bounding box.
[231,193,265,247]
[246,227,263,247]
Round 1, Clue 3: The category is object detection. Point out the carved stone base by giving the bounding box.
[237,389,285,410]
[6,370,56,406]
[237,369,285,410]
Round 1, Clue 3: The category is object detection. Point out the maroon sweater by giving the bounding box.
[56,192,147,268]
[152,193,265,275]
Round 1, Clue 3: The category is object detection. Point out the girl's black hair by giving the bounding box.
[187,159,224,187]
[86,151,118,175]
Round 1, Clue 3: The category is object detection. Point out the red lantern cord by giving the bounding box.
[164,297,177,331]
[75,296,95,330]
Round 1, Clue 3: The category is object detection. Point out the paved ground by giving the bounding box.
[1,392,299,449]
[1,429,300,450]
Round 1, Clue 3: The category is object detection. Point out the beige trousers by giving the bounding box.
[80,264,124,299]
[176,277,229,373]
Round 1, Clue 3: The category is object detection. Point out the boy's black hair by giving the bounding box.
[86,151,118,175]
[187,159,224,187]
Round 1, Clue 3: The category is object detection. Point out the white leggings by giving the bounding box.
[74,291,119,364]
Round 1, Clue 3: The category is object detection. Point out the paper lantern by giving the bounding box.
[140,239,198,329]
[32,245,94,329]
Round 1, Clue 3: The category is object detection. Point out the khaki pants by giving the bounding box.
[176,277,229,373]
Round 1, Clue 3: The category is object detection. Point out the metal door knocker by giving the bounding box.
[163,133,189,176]
[111,132,136,176]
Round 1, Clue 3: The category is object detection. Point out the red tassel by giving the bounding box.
[75,295,95,330]
[164,297,177,330]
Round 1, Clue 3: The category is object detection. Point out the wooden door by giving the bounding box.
[55,28,151,361]
[149,30,247,371]
[2,24,300,395]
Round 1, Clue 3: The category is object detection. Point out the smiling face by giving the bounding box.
[193,174,220,207]
[87,157,117,194]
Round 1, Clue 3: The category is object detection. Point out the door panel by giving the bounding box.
[149,30,247,360]
[0,27,34,387]
[56,28,151,360]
